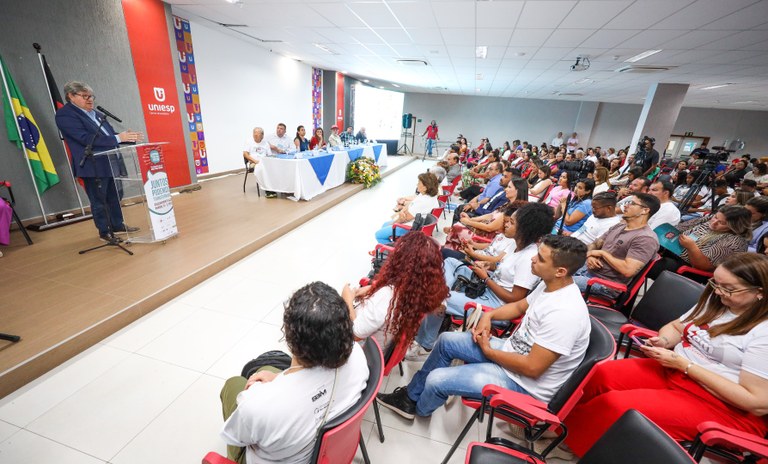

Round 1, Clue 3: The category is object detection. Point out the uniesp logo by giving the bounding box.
[147,86,176,114]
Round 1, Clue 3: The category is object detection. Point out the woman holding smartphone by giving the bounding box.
[562,253,768,457]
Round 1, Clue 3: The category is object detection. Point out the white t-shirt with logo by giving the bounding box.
[478,235,516,259]
[501,282,590,402]
[648,201,682,230]
[244,138,273,160]
[268,134,293,153]
[221,343,369,464]
[352,286,395,351]
[675,307,768,383]
[493,242,539,291]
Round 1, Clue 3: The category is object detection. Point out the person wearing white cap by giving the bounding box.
[328,125,342,148]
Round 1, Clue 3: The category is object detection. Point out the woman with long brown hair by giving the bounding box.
[343,231,449,352]
[563,252,768,457]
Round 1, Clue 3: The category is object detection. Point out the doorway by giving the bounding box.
[664,135,710,160]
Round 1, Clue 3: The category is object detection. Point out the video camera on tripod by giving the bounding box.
[705,146,733,165]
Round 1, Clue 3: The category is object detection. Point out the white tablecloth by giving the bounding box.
[253,143,388,200]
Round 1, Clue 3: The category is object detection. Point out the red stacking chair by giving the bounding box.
[676,264,713,284]
[440,316,616,464]
[465,409,696,464]
[431,201,445,223]
[203,337,385,464]
[437,194,450,218]
[392,213,438,238]
[689,421,768,463]
[583,254,660,317]
[0,180,33,245]
[370,333,410,443]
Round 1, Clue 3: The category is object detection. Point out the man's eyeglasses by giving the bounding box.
[76,93,95,101]
[707,278,757,297]
[624,200,647,209]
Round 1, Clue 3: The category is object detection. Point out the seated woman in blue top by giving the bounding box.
[293,125,310,152]
[553,178,594,234]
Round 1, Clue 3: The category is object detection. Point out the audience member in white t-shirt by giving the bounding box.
[375,172,440,244]
[410,203,555,357]
[220,282,369,464]
[571,192,622,246]
[243,127,272,166]
[343,231,449,353]
[377,235,591,422]
[647,179,681,230]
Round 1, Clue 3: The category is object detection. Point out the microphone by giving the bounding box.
[96,105,122,123]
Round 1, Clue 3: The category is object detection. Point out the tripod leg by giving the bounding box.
[0,333,21,342]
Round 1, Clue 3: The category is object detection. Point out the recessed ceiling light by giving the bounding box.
[573,78,594,85]
[392,83,400,88]
[475,46,488,59]
[363,79,370,83]
[624,50,662,63]
[340,70,347,74]
[475,88,481,92]
[700,83,733,90]
[513,52,526,57]
[313,43,338,55]
[379,86,385,89]
[733,100,756,104]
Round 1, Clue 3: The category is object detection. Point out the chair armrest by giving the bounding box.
[677,265,713,278]
[471,235,493,244]
[487,389,560,427]
[359,277,370,286]
[586,277,627,293]
[619,324,658,338]
[393,223,411,233]
[202,452,238,464]
[374,244,394,253]
[696,422,768,459]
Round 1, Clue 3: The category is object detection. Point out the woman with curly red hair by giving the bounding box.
[342,231,449,352]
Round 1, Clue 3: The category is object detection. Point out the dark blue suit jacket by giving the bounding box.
[55,102,120,178]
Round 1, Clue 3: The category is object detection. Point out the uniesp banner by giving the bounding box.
[312,67,322,129]
[335,72,344,129]
[122,0,191,187]
[173,15,208,175]
[139,144,177,240]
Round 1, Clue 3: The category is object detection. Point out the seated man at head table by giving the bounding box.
[267,122,292,155]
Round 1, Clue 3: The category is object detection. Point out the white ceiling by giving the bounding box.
[169,0,768,110]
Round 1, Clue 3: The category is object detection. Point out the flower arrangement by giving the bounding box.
[347,157,381,188]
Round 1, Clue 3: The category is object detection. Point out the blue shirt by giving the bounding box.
[749,220,768,252]
[553,198,593,233]
[476,188,508,215]
[478,174,503,203]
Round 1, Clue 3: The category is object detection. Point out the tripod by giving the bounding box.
[397,129,413,155]
[677,162,719,215]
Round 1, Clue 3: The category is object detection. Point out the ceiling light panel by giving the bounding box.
[624,49,663,63]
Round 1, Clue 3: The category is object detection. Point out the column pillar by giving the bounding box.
[630,83,689,155]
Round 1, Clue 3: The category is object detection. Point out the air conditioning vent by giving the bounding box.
[396,59,428,66]
[615,65,676,73]
[557,92,584,97]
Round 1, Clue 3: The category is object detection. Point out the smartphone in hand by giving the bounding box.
[630,335,651,347]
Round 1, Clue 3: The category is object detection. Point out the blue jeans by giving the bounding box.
[415,258,504,349]
[375,220,408,244]
[425,138,436,156]
[571,265,621,300]
[681,212,702,222]
[407,332,529,416]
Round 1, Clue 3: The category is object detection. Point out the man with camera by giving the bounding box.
[633,136,659,178]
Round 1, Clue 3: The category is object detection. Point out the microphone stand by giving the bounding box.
[558,192,573,235]
[78,114,134,256]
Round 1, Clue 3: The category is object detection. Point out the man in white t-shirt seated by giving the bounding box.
[552,132,564,148]
[219,282,369,464]
[267,122,292,154]
[570,192,621,246]
[647,179,681,230]
[243,127,272,167]
[377,235,590,420]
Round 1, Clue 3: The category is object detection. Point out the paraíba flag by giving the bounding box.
[0,54,59,194]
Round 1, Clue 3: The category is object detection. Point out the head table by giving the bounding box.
[253,143,388,200]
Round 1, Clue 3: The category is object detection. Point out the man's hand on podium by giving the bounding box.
[118,131,144,143]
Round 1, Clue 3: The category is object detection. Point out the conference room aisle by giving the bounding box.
[0,159,575,464]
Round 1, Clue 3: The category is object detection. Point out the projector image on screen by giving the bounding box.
[353,83,405,140]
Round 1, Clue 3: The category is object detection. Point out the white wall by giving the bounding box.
[185,16,312,174]
[405,92,768,156]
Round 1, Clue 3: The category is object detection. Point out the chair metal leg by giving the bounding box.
[243,168,248,193]
[359,434,371,464]
[256,182,261,197]
[441,407,482,464]
[10,206,32,245]
[398,362,403,376]
[0,333,21,342]
[373,401,385,442]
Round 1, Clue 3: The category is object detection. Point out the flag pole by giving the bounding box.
[34,43,86,216]
[0,58,48,224]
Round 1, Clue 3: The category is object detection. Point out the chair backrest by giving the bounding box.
[420,214,439,236]
[547,316,616,417]
[630,270,704,331]
[382,333,409,376]
[580,409,695,464]
[612,254,660,315]
[537,181,555,203]
[310,338,384,464]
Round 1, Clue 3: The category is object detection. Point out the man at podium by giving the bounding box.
[55,81,143,242]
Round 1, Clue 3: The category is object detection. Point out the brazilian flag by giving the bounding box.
[0,54,59,194]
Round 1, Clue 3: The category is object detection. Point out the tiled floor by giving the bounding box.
[0,159,575,464]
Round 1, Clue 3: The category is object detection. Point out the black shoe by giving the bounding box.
[99,233,122,243]
[376,386,416,420]
[113,225,140,234]
[265,192,278,198]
